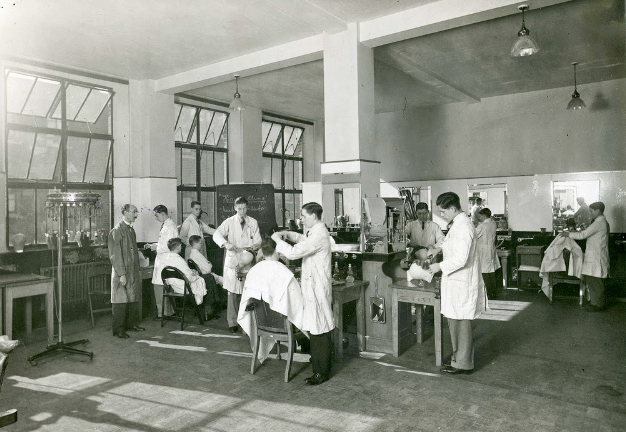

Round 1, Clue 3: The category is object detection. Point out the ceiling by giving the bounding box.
[1,0,624,121]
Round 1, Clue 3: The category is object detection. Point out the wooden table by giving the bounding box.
[0,273,54,342]
[389,279,443,366]
[332,280,369,362]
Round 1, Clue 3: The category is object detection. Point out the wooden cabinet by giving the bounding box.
[516,245,544,289]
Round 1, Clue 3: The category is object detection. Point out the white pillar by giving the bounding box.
[228,107,263,183]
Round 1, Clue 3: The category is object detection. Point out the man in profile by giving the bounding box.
[573,197,591,228]
[405,202,444,249]
[108,204,145,338]
[180,201,217,260]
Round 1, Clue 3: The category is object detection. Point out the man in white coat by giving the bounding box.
[405,202,445,248]
[180,200,216,260]
[475,208,501,299]
[562,201,609,312]
[272,202,334,386]
[145,205,177,318]
[213,196,262,333]
[160,238,207,307]
[428,192,487,375]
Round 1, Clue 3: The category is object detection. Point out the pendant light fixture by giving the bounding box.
[566,62,586,110]
[510,5,540,57]
[229,74,245,111]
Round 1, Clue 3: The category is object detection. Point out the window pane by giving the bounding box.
[262,157,272,184]
[294,160,302,189]
[76,88,111,123]
[7,130,36,179]
[178,191,196,225]
[29,133,62,180]
[64,188,111,241]
[8,188,35,246]
[198,109,215,146]
[264,123,281,153]
[282,126,294,154]
[181,148,196,185]
[175,147,182,185]
[261,121,272,149]
[23,77,61,117]
[200,191,215,226]
[285,128,303,156]
[200,150,214,187]
[293,134,304,158]
[275,193,283,227]
[61,84,90,120]
[271,158,282,188]
[6,72,35,113]
[36,189,57,244]
[214,152,227,186]
[66,97,112,135]
[284,159,294,190]
[83,139,111,183]
[285,193,294,222]
[206,112,227,147]
[176,105,197,143]
[295,193,302,216]
[217,119,228,148]
[174,104,182,129]
[67,136,89,182]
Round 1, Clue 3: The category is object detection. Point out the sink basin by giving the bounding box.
[497,249,512,258]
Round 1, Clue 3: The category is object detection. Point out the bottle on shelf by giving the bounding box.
[346,264,355,283]
[333,262,341,281]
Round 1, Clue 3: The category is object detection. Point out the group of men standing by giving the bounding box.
[107,198,335,385]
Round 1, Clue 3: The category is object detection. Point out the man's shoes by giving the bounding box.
[585,304,604,312]
[440,365,473,375]
[229,326,239,333]
[305,373,326,386]
[113,331,130,339]
[128,326,145,331]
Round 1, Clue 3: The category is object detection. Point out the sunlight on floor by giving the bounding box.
[477,300,532,322]
[135,340,208,351]
[8,373,110,395]
[170,330,241,339]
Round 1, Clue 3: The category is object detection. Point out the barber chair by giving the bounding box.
[546,249,586,306]
[87,264,112,328]
[161,267,205,330]
[247,299,307,383]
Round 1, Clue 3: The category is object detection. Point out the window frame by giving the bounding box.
[4,68,115,248]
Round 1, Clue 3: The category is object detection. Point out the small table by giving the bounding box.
[389,279,443,366]
[0,273,55,342]
[332,280,369,362]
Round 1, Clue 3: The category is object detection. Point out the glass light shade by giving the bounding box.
[229,94,245,111]
[567,91,586,110]
[510,35,540,57]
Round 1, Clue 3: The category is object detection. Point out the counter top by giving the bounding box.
[389,279,438,293]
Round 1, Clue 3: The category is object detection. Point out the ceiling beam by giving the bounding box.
[359,0,575,48]
[155,34,324,94]
[375,47,480,104]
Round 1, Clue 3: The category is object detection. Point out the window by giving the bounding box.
[261,120,304,227]
[174,102,229,225]
[4,70,114,248]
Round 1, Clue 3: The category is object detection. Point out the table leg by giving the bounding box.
[5,291,13,340]
[501,256,508,289]
[356,288,365,353]
[434,299,442,366]
[416,305,425,344]
[392,290,399,357]
[25,297,33,337]
[333,295,343,362]
[47,286,54,343]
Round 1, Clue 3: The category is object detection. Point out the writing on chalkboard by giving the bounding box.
[216,184,276,237]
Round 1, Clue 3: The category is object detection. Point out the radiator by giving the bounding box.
[39,262,110,305]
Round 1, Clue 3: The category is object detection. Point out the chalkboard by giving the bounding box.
[216,184,277,237]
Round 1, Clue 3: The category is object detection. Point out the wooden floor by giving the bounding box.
[1,289,625,431]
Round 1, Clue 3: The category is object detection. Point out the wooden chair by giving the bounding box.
[87,264,112,328]
[247,298,307,383]
[0,352,18,428]
[546,249,585,306]
[161,267,204,330]
[187,259,200,272]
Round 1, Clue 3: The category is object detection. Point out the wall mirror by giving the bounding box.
[467,183,508,228]
[552,180,600,231]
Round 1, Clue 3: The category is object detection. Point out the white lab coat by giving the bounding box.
[150,218,179,285]
[439,213,487,320]
[160,252,207,305]
[569,215,610,278]
[475,218,501,273]
[237,260,305,361]
[405,219,445,248]
[275,223,334,335]
[180,214,216,260]
[213,214,262,294]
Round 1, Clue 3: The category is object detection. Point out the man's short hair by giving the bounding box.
[234,196,248,206]
[416,202,429,211]
[153,204,168,215]
[167,237,183,251]
[478,207,492,218]
[261,237,277,257]
[189,235,202,246]
[475,198,483,205]
[589,202,605,213]
[121,204,134,214]
[302,202,323,219]
[436,192,461,211]
[191,201,201,208]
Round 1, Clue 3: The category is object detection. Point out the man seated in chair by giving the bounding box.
[237,237,307,362]
[160,238,209,316]
[188,234,224,320]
